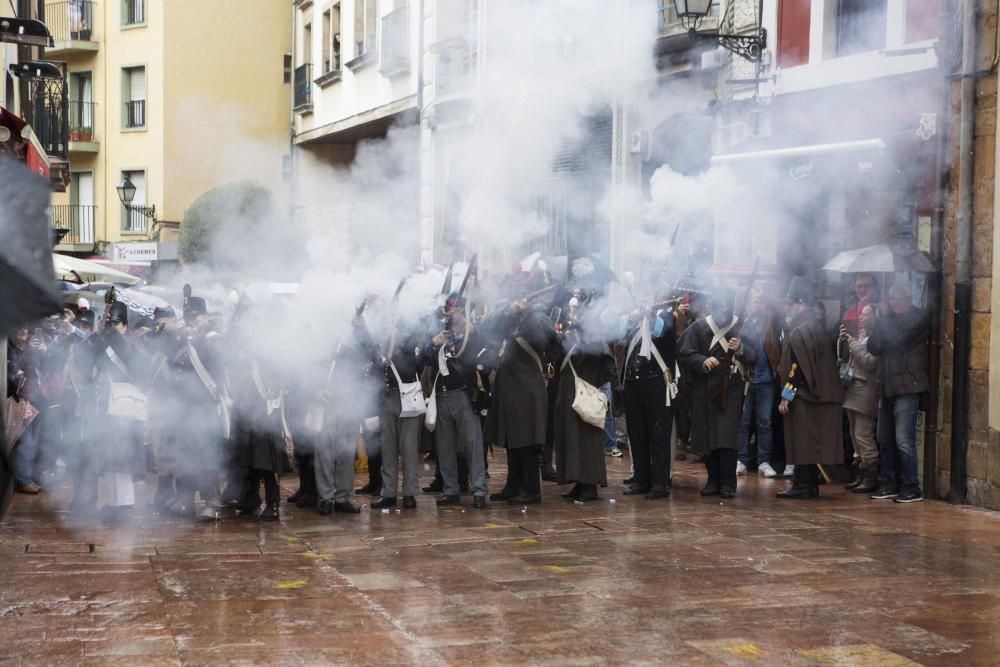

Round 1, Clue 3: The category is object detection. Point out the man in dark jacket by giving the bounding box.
[621,304,679,499]
[777,278,845,499]
[679,290,757,498]
[485,302,550,505]
[867,283,929,503]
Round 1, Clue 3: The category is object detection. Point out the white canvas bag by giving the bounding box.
[563,346,608,429]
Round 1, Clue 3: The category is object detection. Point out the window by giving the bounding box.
[122,66,146,129]
[303,22,313,65]
[354,0,378,58]
[122,0,144,26]
[69,72,94,141]
[283,54,293,84]
[120,169,147,233]
[322,4,343,74]
[835,0,887,57]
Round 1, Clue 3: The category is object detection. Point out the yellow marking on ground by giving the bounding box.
[723,643,765,659]
[541,565,569,574]
[283,535,301,542]
[517,537,539,545]
[274,579,309,589]
[484,522,503,528]
[301,552,333,559]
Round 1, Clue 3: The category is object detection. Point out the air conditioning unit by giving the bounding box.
[701,48,725,70]
[629,130,649,157]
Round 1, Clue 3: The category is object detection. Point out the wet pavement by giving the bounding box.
[3,457,1000,666]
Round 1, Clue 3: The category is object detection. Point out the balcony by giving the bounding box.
[68,100,98,151]
[294,63,313,113]
[24,78,68,160]
[121,204,147,234]
[52,204,96,246]
[123,99,145,129]
[379,1,410,78]
[44,1,99,56]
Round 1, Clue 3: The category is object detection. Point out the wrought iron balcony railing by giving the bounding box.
[68,100,96,141]
[123,99,145,128]
[45,1,97,42]
[51,204,96,244]
[122,204,147,233]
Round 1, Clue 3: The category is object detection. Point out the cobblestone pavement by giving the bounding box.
[2,457,1000,666]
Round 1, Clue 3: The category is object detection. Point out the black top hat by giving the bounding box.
[107,301,129,326]
[153,306,176,321]
[78,309,96,329]
[784,276,818,305]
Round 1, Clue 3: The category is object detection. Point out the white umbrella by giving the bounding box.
[822,245,934,274]
[53,253,143,286]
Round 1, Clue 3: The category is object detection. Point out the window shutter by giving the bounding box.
[129,67,146,101]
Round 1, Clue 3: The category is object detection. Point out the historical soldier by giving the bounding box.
[619,303,679,500]
[372,319,427,510]
[777,277,844,499]
[167,297,228,520]
[314,313,380,515]
[554,322,616,502]
[678,289,758,499]
[76,301,149,522]
[230,309,291,522]
[145,306,184,511]
[425,299,492,509]
[485,301,551,505]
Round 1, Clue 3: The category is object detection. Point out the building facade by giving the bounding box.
[46,0,291,267]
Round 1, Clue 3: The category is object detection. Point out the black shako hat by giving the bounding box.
[78,309,96,329]
[185,297,207,322]
[784,276,818,305]
[153,306,176,321]
[107,301,129,326]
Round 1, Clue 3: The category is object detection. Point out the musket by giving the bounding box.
[440,262,455,296]
[457,254,478,298]
[719,257,760,411]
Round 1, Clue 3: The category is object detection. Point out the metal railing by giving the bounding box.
[51,204,96,244]
[25,78,69,159]
[121,204,147,233]
[123,99,145,128]
[123,0,144,25]
[68,100,96,141]
[380,1,409,75]
[45,0,97,41]
[294,63,312,109]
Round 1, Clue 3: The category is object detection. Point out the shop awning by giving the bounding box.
[0,106,50,178]
[711,138,886,165]
[53,253,143,286]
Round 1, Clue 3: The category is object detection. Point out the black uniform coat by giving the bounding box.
[779,310,844,465]
[554,340,615,486]
[484,310,550,450]
[231,354,292,473]
[678,317,758,454]
[169,330,227,476]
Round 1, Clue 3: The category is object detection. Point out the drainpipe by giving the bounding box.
[289,4,297,232]
[950,1,978,504]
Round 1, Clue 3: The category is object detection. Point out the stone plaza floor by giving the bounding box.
[2,456,1000,666]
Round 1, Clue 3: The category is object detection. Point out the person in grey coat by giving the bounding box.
[839,304,880,493]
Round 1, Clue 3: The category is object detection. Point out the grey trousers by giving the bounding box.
[316,420,357,503]
[380,390,422,498]
[435,390,486,497]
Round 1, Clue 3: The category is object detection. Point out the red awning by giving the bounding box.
[0,106,50,179]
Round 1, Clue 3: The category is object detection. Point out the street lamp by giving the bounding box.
[673,0,767,63]
[116,176,156,220]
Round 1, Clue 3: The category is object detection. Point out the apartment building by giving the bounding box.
[291,0,420,251]
[47,0,290,266]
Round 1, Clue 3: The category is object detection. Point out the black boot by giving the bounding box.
[777,481,819,499]
[150,475,175,510]
[577,484,599,502]
[561,483,582,500]
[259,502,279,522]
[851,464,879,494]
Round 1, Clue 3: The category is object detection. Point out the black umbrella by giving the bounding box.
[0,156,61,336]
[0,156,60,522]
